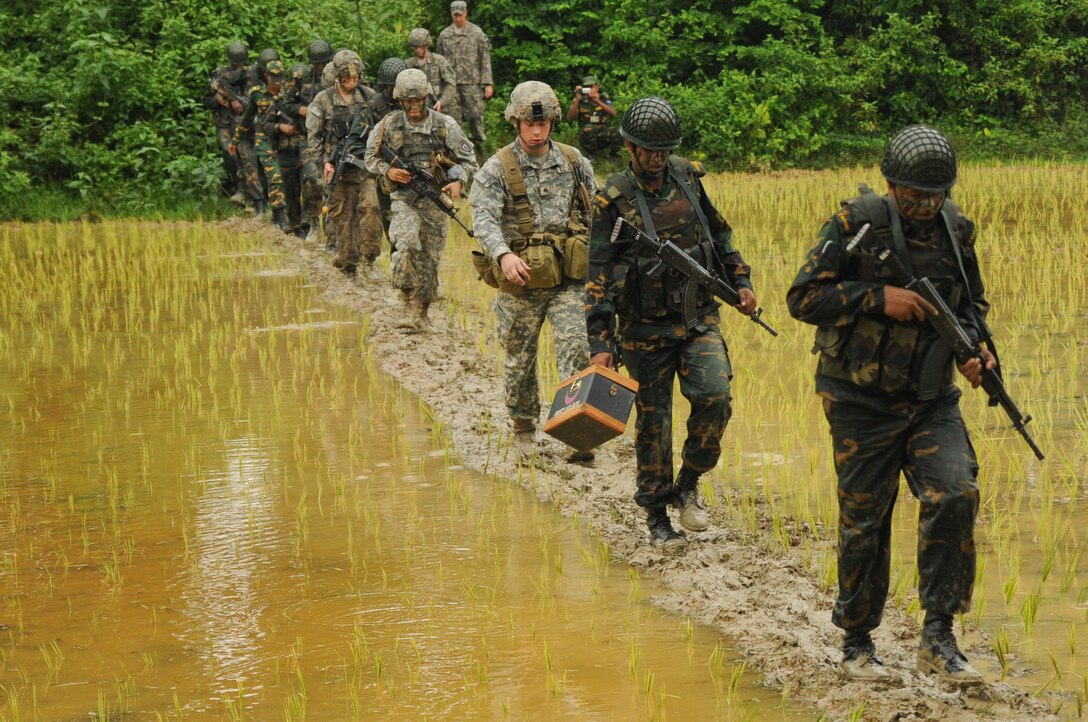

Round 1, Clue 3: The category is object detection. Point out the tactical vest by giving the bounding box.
[328,88,371,142]
[604,157,718,322]
[378,111,449,171]
[815,184,974,398]
[368,91,396,123]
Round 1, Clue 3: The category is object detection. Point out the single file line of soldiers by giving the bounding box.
[204,1,1043,692]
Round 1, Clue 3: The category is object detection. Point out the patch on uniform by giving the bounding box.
[457,138,474,156]
[691,160,706,176]
[592,193,611,210]
[474,168,497,188]
[605,185,623,200]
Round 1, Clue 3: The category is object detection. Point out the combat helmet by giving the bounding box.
[257,48,280,68]
[880,124,957,192]
[504,81,561,125]
[394,68,432,100]
[377,58,409,87]
[226,41,248,66]
[408,28,432,48]
[307,38,333,65]
[620,96,682,151]
[330,49,365,81]
[288,62,309,83]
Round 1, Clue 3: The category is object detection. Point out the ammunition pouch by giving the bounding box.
[511,235,563,291]
[561,223,589,282]
[471,250,500,289]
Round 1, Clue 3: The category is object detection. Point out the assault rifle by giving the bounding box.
[210,78,249,110]
[378,144,474,237]
[321,136,360,222]
[609,217,778,336]
[847,222,1044,460]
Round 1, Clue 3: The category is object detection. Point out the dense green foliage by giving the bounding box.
[2,0,1087,219]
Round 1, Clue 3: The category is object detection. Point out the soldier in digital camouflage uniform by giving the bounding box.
[470,82,595,456]
[370,58,410,243]
[231,59,289,229]
[296,39,334,243]
[202,41,249,204]
[786,125,993,684]
[406,28,458,117]
[436,0,492,155]
[565,75,619,156]
[364,69,477,331]
[586,96,759,552]
[307,50,382,276]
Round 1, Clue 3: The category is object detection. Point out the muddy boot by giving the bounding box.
[646,506,686,553]
[395,294,419,331]
[253,200,266,217]
[917,613,982,684]
[415,301,430,331]
[841,630,889,680]
[512,418,535,438]
[565,448,595,464]
[673,468,709,532]
[360,259,381,282]
[271,207,287,231]
[305,218,320,244]
[229,191,246,206]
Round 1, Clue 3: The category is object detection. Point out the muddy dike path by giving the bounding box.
[236,218,1054,722]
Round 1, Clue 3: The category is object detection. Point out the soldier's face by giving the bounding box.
[451,11,467,27]
[402,97,427,122]
[414,45,428,59]
[339,74,360,92]
[627,142,668,179]
[267,78,281,94]
[890,183,946,222]
[517,119,552,154]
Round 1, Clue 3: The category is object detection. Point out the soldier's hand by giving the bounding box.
[484,84,493,100]
[387,167,412,185]
[279,123,296,136]
[589,87,601,103]
[434,100,443,112]
[734,288,757,316]
[442,180,463,201]
[957,347,996,389]
[883,286,937,322]
[573,86,582,100]
[324,162,335,184]
[230,100,243,113]
[227,143,238,157]
[499,252,532,286]
[216,95,229,107]
[299,105,308,117]
[590,352,614,370]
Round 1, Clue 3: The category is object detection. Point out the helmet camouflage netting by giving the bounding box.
[619,96,682,151]
[880,124,958,192]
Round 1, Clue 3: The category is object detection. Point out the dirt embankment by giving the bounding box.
[237,217,1057,722]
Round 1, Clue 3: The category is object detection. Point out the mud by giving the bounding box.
[236,217,1057,722]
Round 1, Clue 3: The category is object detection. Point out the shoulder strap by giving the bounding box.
[497,143,534,235]
[667,156,712,241]
[856,183,913,276]
[553,142,592,218]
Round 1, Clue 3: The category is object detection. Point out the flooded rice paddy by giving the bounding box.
[1,223,799,719]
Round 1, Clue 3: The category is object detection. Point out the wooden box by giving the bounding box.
[543,365,640,452]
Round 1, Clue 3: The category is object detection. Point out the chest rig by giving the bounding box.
[605,157,719,322]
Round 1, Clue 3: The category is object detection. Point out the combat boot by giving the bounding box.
[271,207,287,231]
[229,191,246,206]
[415,301,430,332]
[512,418,535,437]
[917,614,982,684]
[565,448,594,464]
[395,294,420,331]
[673,468,709,532]
[253,200,266,216]
[359,260,381,282]
[841,631,889,681]
[646,507,686,554]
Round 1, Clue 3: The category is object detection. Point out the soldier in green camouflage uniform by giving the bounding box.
[470,82,596,452]
[234,49,281,212]
[307,51,382,275]
[365,69,477,331]
[295,39,334,242]
[231,59,288,229]
[436,1,492,155]
[786,125,993,684]
[406,28,459,117]
[275,63,309,234]
[370,58,410,243]
[586,97,759,552]
[202,42,249,203]
[565,76,619,156]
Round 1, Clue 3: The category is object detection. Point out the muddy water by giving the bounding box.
[0,223,802,719]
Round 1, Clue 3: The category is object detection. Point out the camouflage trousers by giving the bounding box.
[277,146,302,231]
[493,281,589,423]
[254,130,284,210]
[215,125,240,193]
[622,325,733,508]
[300,139,324,220]
[378,186,393,247]
[579,125,621,155]
[820,381,980,633]
[236,136,264,203]
[388,196,447,303]
[327,167,382,272]
[454,84,486,148]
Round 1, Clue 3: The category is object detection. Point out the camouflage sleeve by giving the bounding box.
[467,161,510,260]
[363,116,390,178]
[443,118,478,184]
[232,91,259,143]
[201,73,220,110]
[579,155,598,197]
[478,29,493,86]
[438,55,458,109]
[696,174,752,291]
[786,210,884,327]
[435,29,449,59]
[585,190,621,356]
[305,93,328,163]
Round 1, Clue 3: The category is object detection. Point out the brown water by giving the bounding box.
[0,223,802,720]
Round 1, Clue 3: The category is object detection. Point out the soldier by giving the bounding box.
[370,58,410,242]
[406,28,458,116]
[786,125,992,684]
[565,75,620,156]
[436,0,492,154]
[297,38,335,243]
[234,48,280,213]
[469,82,595,457]
[585,97,759,552]
[364,69,477,331]
[201,41,249,204]
[307,50,383,276]
[276,63,309,235]
[230,59,289,229]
